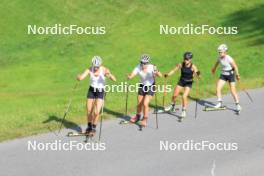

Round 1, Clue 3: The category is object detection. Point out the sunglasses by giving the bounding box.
[140,62,148,65]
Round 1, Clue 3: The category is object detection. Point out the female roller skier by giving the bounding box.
[77,56,116,136]
[211,44,241,112]
[128,54,162,127]
[164,52,200,118]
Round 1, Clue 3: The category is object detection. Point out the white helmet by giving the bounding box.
[217,44,228,52]
[91,56,102,67]
[140,54,150,64]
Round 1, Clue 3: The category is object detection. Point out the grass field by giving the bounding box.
[0,0,263,141]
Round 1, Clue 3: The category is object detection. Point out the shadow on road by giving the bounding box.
[149,103,164,110]
[188,95,215,107]
[43,115,82,132]
[104,107,123,119]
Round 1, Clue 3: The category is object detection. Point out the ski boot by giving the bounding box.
[236,103,242,115]
[164,103,177,112]
[130,114,141,123]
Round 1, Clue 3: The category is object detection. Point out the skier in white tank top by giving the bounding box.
[127,54,162,127]
[211,44,241,112]
[77,56,116,135]
[89,66,106,89]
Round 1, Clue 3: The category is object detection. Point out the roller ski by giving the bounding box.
[67,130,95,138]
[119,119,140,126]
[204,101,226,111]
[154,104,179,114]
[67,128,96,142]
[119,114,139,124]
[119,120,143,131]
[67,131,89,137]
[119,114,143,131]
[204,106,226,111]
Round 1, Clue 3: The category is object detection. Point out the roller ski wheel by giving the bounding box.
[137,119,147,131]
[178,116,183,122]
[177,111,186,122]
[84,129,96,143]
[88,129,96,137]
[235,104,242,115]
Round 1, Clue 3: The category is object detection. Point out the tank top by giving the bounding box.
[89,67,105,89]
[132,64,155,86]
[180,63,193,81]
[218,55,234,75]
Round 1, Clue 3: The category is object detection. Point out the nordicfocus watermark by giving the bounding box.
[160,24,238,35]
[27,24,106,35]
[27,140,106,151]
[160,140,238,151]
[93,82,172,93]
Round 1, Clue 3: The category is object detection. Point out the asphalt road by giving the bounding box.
[1,88,263,176]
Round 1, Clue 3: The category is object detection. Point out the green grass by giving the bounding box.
[0,0,263,141]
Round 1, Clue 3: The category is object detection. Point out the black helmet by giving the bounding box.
[183,52,193,60]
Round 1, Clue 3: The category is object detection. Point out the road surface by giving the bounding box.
[1,88,264,176]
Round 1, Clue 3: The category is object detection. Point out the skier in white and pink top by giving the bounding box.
[211,44,242,112]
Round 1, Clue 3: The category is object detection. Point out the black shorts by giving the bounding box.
[138,84,155,96]
[219,74,235,83]
[87,86,105,99]
[177,79,193,88]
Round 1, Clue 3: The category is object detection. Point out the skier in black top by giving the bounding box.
[164,52,200,118]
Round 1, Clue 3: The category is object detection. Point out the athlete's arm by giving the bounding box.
[105,67,117,82]
[165,64,181,77]
[128,66,139,80]
[230,59,240,80]
[77,69,90,81]
[192,65,201,78]
[127,72,136,80]
[155,70,162,77]
[211,61,219,75]
[154,65,162,77]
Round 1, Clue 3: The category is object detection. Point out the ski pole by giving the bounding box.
[152,69,159,129]
[195,101,198,119]
[238,80,253,103]
[98,92,106,141]
[155,91,159,129]
[162,77,167,108]
[58,81,79,133]
[195,78,199,119]
[125,81,129,117]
